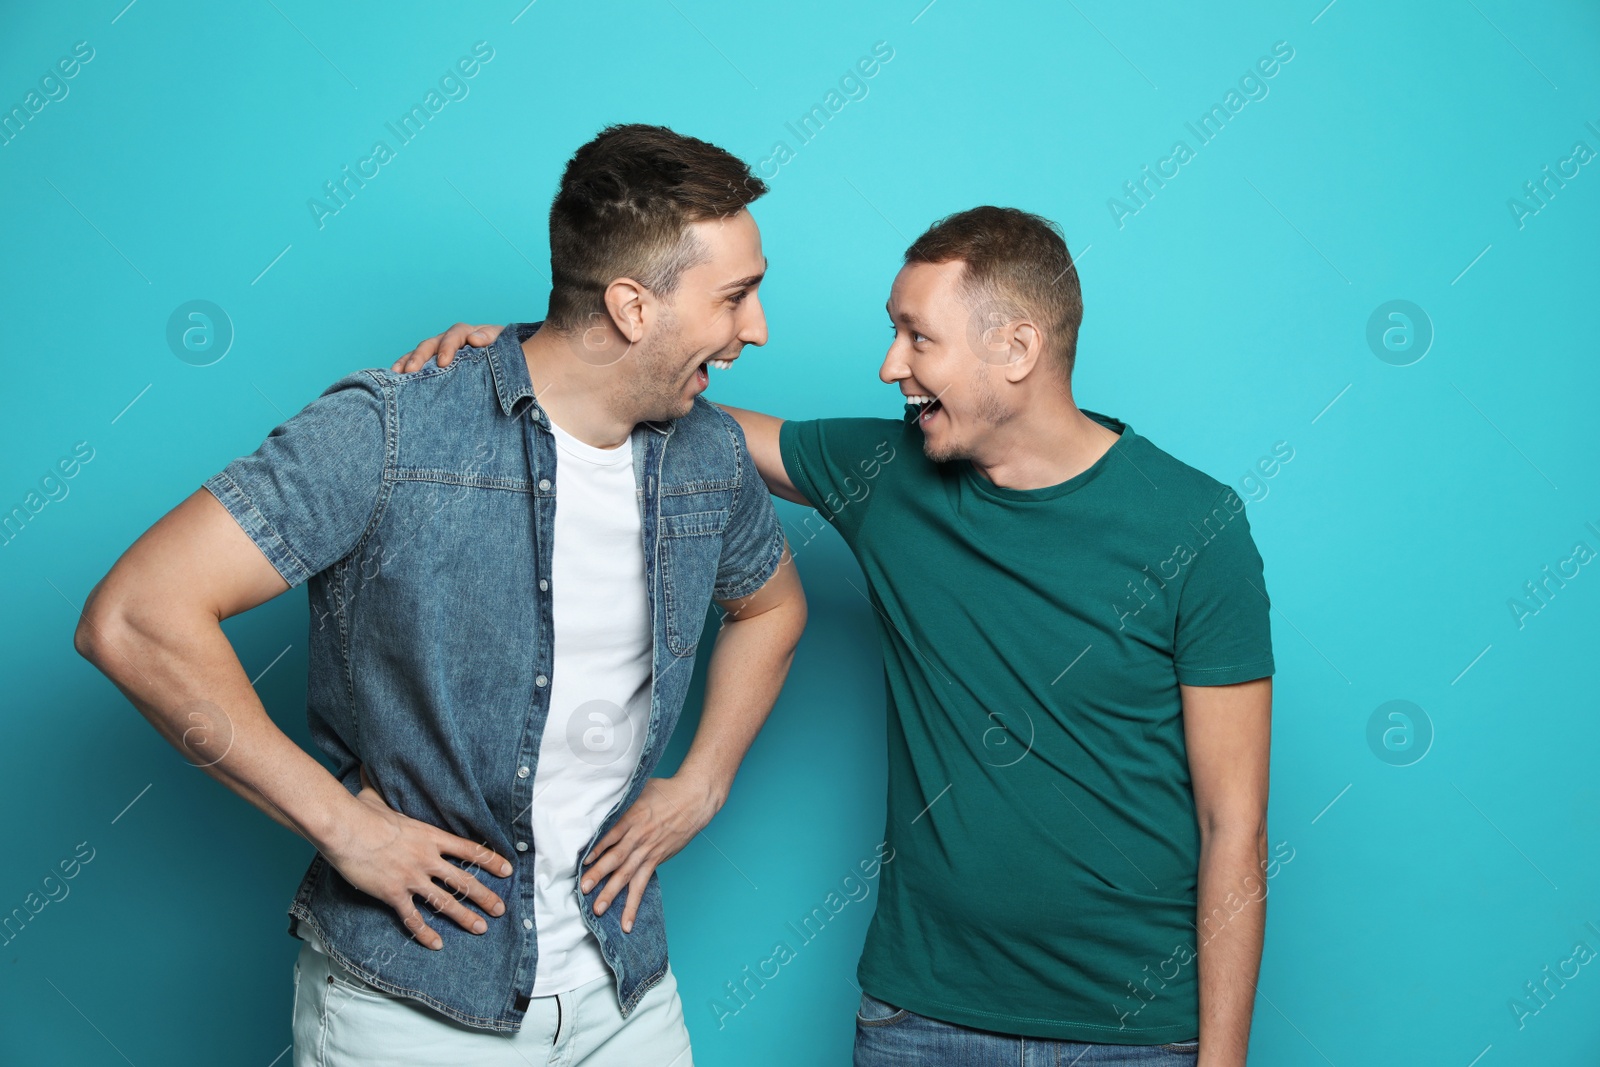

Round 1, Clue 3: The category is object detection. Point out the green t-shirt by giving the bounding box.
[778,409,1274,1044]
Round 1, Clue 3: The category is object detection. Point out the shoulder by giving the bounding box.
[311,367,389,401]
[368,344,496,393]
[677,396,749,455]
[350,346,502,422]
[659,399,759,490]
[269,368,388,435]
[1117,424,1240,518]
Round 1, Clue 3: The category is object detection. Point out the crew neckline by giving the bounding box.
[959,410,1133,503]
[548,416,633,467]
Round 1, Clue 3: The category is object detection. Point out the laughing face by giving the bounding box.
[879,260,1015,463]
[626,208,768,422]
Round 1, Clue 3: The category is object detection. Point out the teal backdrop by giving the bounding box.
[3,1,1597,1063]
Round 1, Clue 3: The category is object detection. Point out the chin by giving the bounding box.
[921,438,966,464]
[645,395,697,423]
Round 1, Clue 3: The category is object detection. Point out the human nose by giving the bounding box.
[739,292,768,348]
[879,336,908,384]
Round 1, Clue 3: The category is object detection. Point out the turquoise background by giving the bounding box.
[3,0,1597,1063]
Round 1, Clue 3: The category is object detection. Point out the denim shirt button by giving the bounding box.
[516,766,530,778]
[522,918,533,930]
[538,579,548,591]
[515,841,528,852]
[535,675,548,688]
[538,478,551,491]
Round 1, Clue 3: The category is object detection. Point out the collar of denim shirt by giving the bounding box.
[487,321,674,437]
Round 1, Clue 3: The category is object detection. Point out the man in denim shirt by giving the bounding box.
[74,125,806,1065]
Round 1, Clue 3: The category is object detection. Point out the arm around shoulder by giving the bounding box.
[714,403,809,505]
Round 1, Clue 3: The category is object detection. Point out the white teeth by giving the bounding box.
[903,394,934,405]
[707,359,733,370]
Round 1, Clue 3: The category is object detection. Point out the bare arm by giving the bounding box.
[74,490,513,948]
[1182,676,1272,1067]
[580,546,807,931]
[712,404,808,506]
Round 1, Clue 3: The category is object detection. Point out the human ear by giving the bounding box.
[1002,321,1044,382]
[602,278,648,343]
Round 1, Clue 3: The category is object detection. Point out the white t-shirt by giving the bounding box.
[528,417,653,995]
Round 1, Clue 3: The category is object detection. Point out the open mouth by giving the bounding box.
[695,357,736,389]
[904,393,943,426]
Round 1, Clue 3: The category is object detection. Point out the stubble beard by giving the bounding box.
[922,367,1013,464]
[619,308,698,423]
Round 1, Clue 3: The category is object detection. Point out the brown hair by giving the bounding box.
[545,124,767,329]
[904,206,1084,377]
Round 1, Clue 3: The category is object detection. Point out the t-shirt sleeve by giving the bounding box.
[1173,487,1276,685]
[712,409,787,601]
[201,370,389,588]
[777,417,904,542]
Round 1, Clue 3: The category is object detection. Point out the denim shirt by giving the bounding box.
[202,322,784,1032]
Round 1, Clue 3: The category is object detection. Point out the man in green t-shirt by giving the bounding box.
[401,205,1275,1066]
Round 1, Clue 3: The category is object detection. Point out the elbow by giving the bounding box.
[1197,810,1268,848]
[790,586,808,635]
[72,613,98,662]
[73,582,142,674]
[73,579,111,663]
[781,587,808,655]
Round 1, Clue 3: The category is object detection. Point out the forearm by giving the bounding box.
[672,597,804,813]
[78,605,355,853]
[1194,825,1267,1066]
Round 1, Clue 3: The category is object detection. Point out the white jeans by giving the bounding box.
[291,924,693,1067]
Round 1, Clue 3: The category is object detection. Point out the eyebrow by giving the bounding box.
[718,257,768,292]
[885,301,924,328]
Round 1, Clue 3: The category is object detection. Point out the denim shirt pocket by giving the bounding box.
[658,508,730,656]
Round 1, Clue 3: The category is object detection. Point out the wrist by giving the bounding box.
[674,766,730,821]
[302,781,365,859]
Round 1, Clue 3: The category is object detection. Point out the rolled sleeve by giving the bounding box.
[202,370,389,588]
[712,409,785,602]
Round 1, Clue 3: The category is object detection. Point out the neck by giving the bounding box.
[521,325,637,448]
[967,386,1119,491]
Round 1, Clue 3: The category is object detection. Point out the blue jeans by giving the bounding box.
[853,992,1199,1066]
